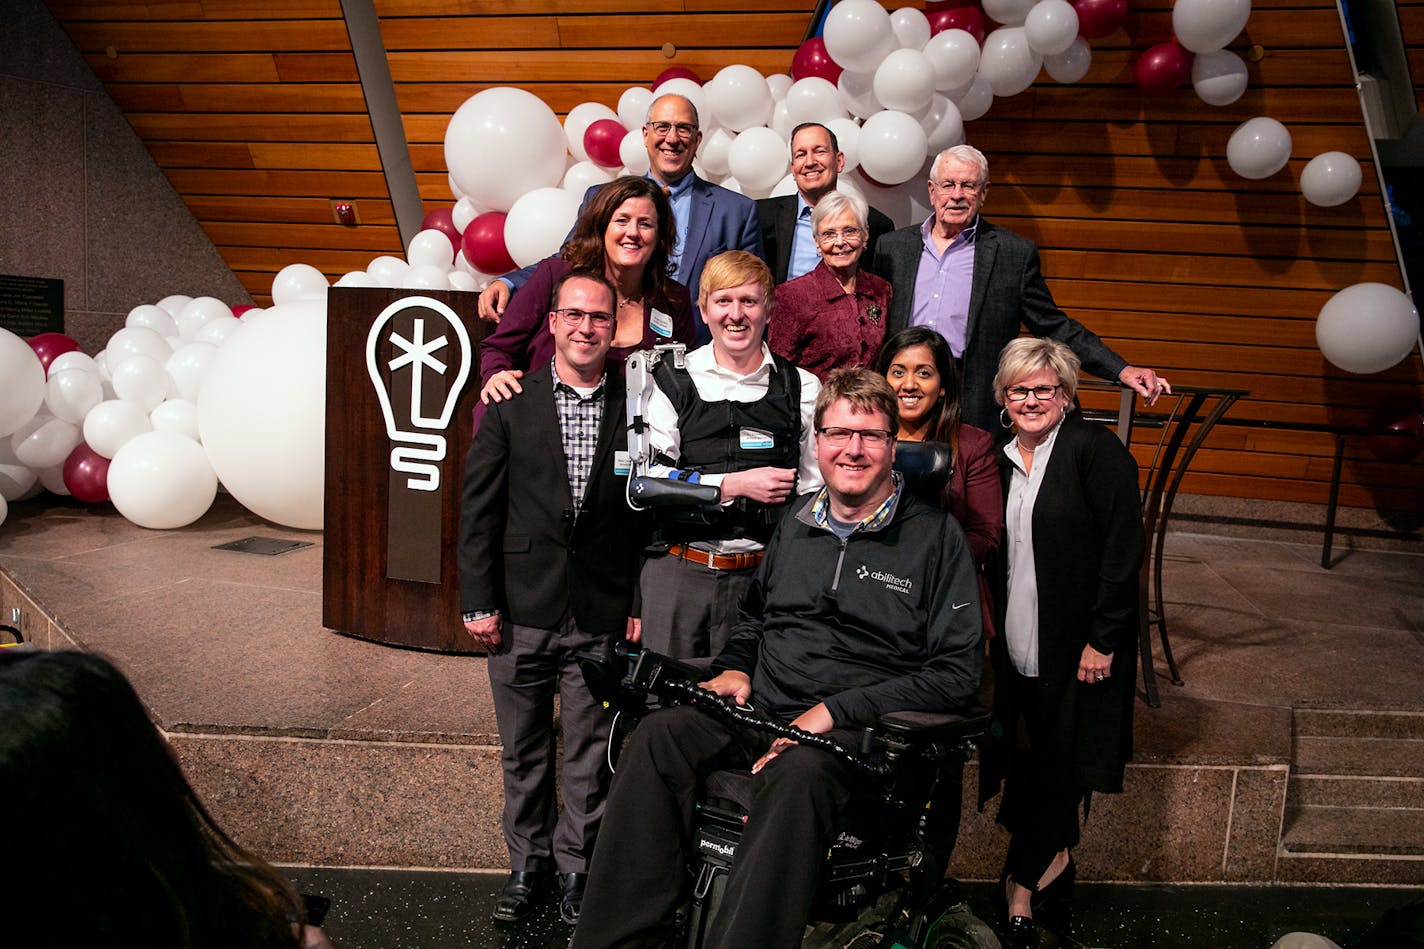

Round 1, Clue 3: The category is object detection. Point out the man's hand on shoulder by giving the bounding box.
[480,369,524,404]
[698,669,752,705]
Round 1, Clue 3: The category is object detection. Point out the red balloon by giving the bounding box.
[584,119,628,170]
[421,207,463,254]
[1133,41,1192,94]
[654,66,702,87]
[791,38,843,84]
[231,304,258,318]
[1074,0,1129,39]
[1364,411,1424,462]
[62,443,110,504]
[928,7,987,44]
[27,332,80,376]
[461,212,517,275]
[926,0,982,10]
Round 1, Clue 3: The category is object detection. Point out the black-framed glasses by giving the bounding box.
[816,226,864,245]
[645,121,698,139]
[553,308,613,328]
[1004,384,1061,402]
[816,427,894,447]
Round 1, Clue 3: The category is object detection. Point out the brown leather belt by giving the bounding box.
[667,544,763,572]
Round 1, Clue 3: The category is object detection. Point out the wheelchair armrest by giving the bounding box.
[876,707,991,743]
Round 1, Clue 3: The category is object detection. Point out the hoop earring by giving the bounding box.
[999,407,1014,430]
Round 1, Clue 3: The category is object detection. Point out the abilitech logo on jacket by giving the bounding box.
[856,564,913,594]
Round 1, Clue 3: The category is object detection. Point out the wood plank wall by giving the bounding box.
[44,0,1424,510]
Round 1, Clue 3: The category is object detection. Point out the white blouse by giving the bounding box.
[1001,420,1064,677]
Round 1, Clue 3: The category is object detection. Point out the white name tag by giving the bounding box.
[614,450,632,476]
[740,428,775,450]
[649,308,674,338]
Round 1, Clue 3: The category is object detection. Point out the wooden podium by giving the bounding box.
[322,287,486,653]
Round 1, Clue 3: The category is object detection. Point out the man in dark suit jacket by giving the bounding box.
[869,145,1171,434]
[459,270,641,927]
[480,93,763,347]
[757,122,895,284]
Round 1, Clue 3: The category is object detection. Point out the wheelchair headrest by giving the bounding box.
[891,441,952,493]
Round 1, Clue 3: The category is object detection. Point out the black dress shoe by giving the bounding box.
[1033,856,1076,936]
[559,872,587,925]
[1003,914,1041,949]
[492,870,547,923]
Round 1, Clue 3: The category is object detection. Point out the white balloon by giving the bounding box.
[707,64,773,132]
[175,296,234,340]
[165,342,218,402]
[619,132,651,175]
[768,173,799,198]
[785,77,848,126]
[563,160,615,195]
[955,75,995,122]
[48,351,98,377]
[766,73,793,101]
[1300,151,1363,207]
[979,28,1044,98]
[858,110,930,186]
[199,298,327,529]
[0,436,38,501]
[0,328,47,438]
[447,270,479,292]
[650,78,708,130]
[447,171,465,200]
[873,49,936,114]
[0,492,7,527]
[699,128,737,179]
[45,369,103,424]
[402,264,451,290]
[150,398,201,441]
[407,228,456,270]
[452,196,479,234]
[719,176,745,195]
[1192,49,1249,105]
[924,30,982,92]
[107,325,169,365]
[126,304,178,336]
[108,431,217,529]
[1173,0,1252,54]
[167,335,186,353]
[95,350,111,381]
[769,99,794,139]
[195,315,243,347]
[823,0,897,73]
[445,87,568,213]
[983,0,1037,26]
[1025,0,1081,56]
[12,414,81,470]
[110,355,169,411]
[38,464,69,497]
[564,101,620,162]
[919,95,967,153]
[1045,38,1094,84]
[828,117,863,173]
[1227,116,1292,179]
[156,294,193,317]
[237,308,265,322]
[367,255,411,288]
[83,399,153,459]
[890,7,932,49]
[727,127,789,192]
[504,187,583,268]
[1316,283,1420,374]
[617,86,654,131]
[838,70,882,120]
[271,263,329,304]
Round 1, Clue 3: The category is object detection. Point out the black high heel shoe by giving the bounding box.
[1032,856,1076,937]
[996,870,1042,949]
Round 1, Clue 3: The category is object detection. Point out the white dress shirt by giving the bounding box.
[1002,419,1064,677]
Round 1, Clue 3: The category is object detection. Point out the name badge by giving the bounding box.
[740,428,775,450]
[614,450,631,476]
[649,308,674,338]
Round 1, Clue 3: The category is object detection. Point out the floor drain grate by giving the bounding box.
[211,536,314,556]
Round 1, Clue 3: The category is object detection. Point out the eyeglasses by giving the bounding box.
[816,427,894,447]
[930,179,984,195]
[645,121,698,140]
[553,308,613,328]
[816,226,864,245]
[1004,384,1061,402]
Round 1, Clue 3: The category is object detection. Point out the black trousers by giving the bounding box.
[570,706,859,949]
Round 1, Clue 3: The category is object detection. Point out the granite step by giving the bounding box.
[1288,774,1424,810]
[1294,708,1424,741]
[1281,804,1424,857]
[1292,736,1424,778]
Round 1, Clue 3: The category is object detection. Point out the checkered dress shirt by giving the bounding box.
[551,359,606,516]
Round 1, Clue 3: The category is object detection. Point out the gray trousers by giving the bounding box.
[638,553,756,660]
[487,613,612,873]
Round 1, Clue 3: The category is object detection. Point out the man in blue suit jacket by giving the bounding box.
[479,93,763,346]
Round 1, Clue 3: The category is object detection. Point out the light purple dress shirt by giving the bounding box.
[910,216,979,357]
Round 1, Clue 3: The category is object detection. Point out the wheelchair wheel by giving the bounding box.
[920,900,1002,949]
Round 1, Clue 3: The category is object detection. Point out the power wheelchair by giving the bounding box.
[581,641,1000,949]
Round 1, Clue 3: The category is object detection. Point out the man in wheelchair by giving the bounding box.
[572,369,985,949]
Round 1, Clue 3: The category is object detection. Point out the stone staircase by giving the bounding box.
[1279,708,1424,885]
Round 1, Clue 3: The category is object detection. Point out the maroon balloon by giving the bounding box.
[654,66,702,87]
[1073,0,1129,39]
[928,6,987,44]
[926,0,982,11]
[421,206,463,254]
[584,119,628,170]
[26,332,81,376]
[62,443,110,504]
[1364,411,1424,462]
[1133,40,1192,94]
[461,212,517,275]
[231,304,258,318]
[790,37,843,84]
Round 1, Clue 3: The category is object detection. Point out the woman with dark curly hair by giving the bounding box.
[0,649,334,949]
[479,176,697,406]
